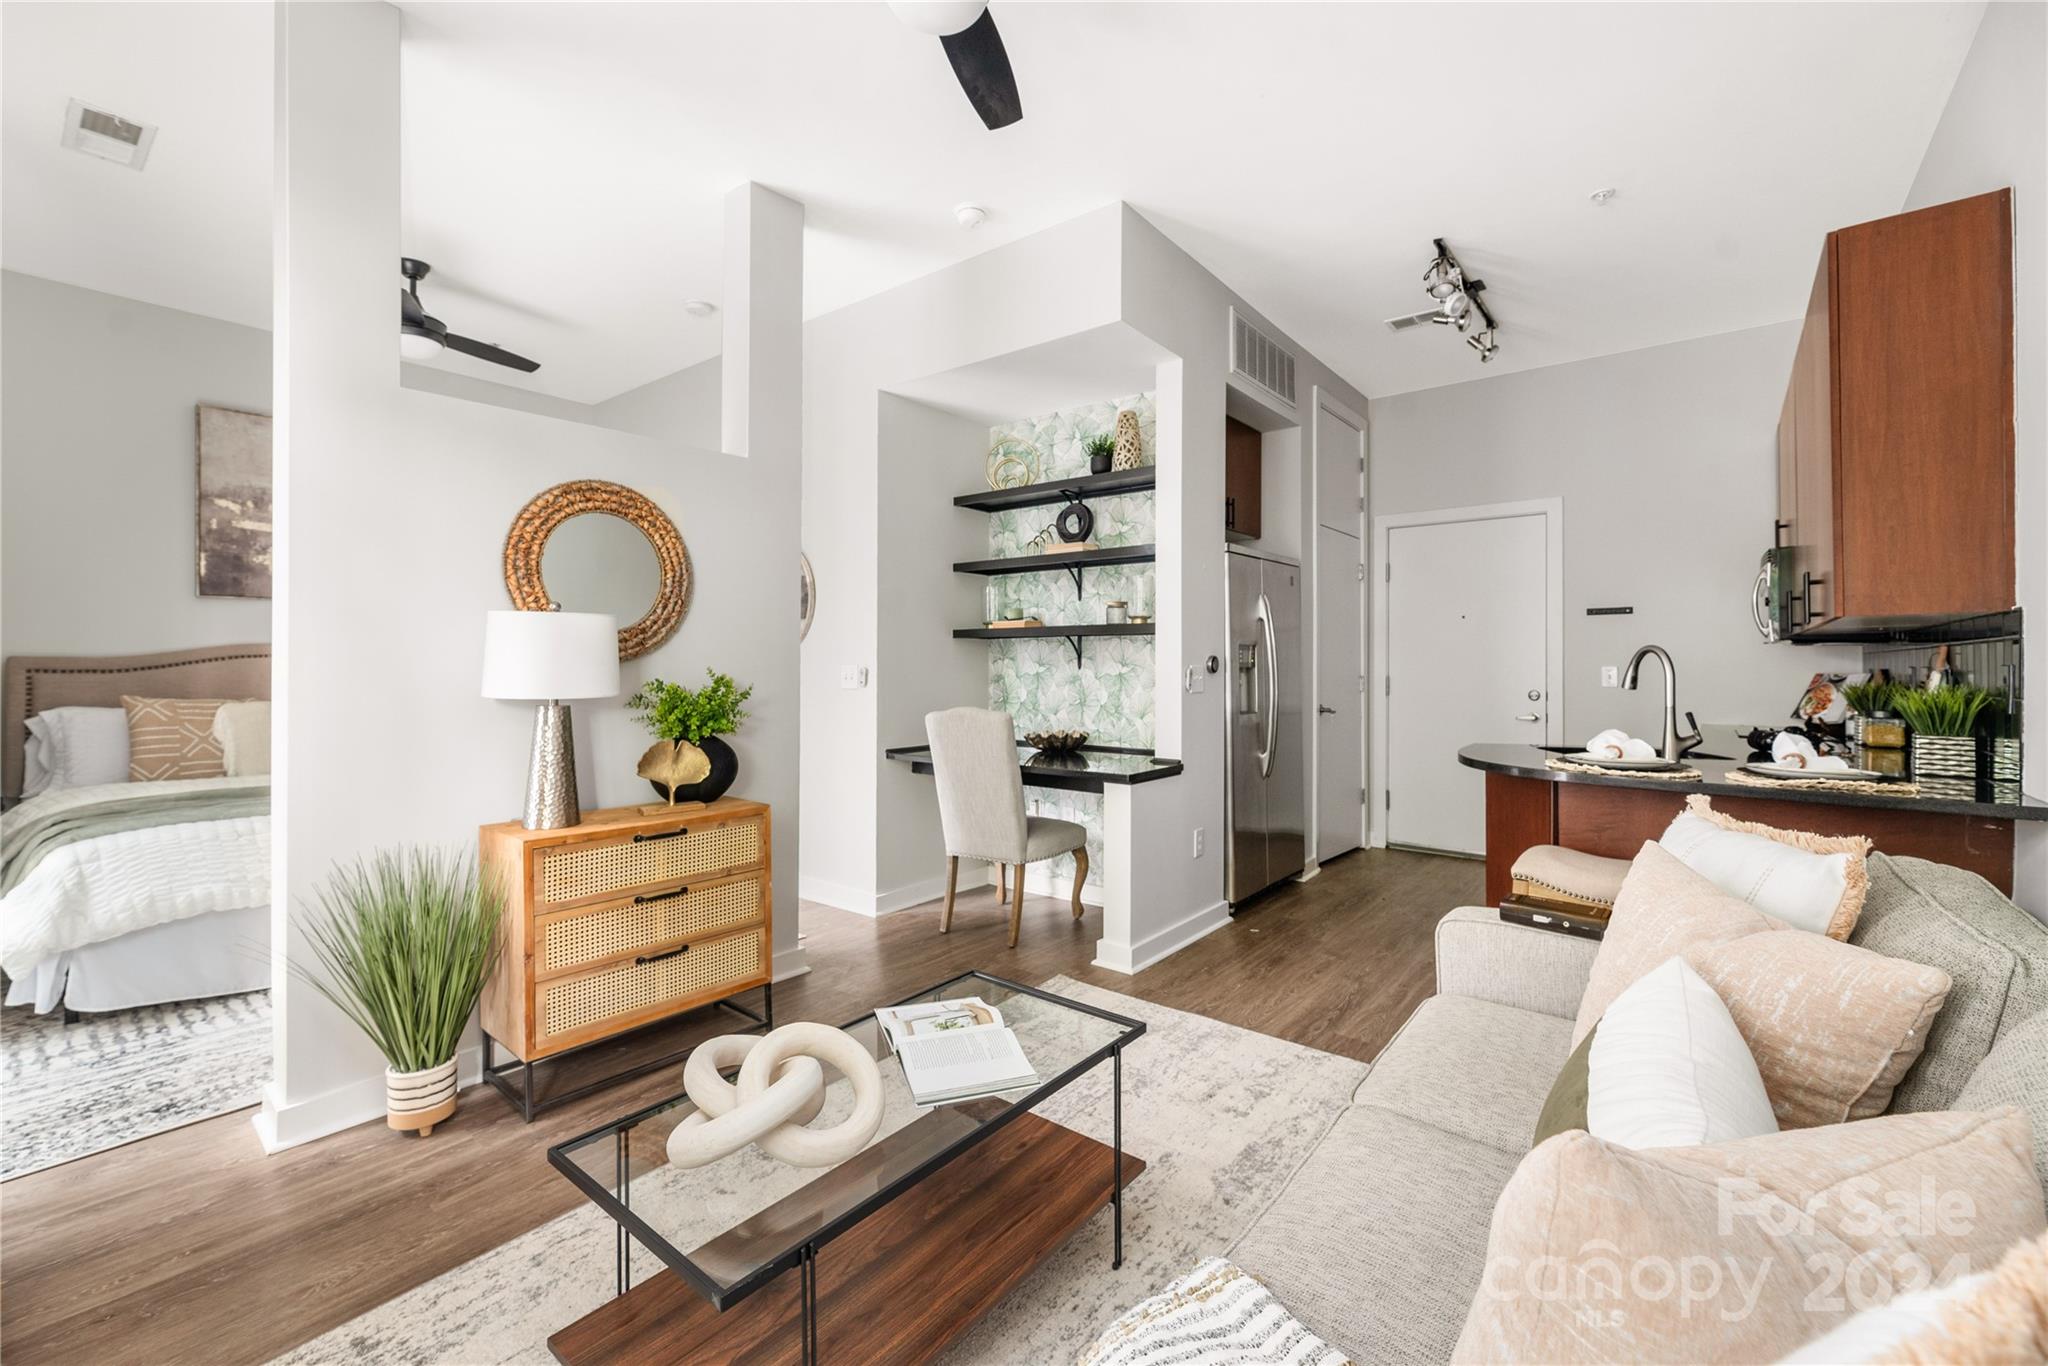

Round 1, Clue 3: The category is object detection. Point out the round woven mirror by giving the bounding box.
[503,480,690,659]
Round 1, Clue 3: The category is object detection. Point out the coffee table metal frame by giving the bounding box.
[546,970,1143,1365]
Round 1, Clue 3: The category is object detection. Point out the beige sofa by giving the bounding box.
[1225,853,2048,1361]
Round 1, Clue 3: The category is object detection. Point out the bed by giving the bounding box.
[2,646,272,1016]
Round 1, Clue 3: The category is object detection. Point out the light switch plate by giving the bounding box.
[1192,827,1205,858]
[1600,665,1619,688]
[1184,666,1205,694]
[840,665,869,689]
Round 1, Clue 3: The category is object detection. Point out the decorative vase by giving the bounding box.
[386,1058,458,1137]
[1909,733,1978,782]
[1089,451,1112,475]
[1111,409,1143,471]
[649,734,739,804]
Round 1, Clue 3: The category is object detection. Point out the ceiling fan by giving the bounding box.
[399,258,540,373]
[889,2,1021,131]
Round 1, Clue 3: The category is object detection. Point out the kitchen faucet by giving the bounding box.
[1621,645,1702,760]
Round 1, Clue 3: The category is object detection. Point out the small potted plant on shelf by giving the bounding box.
[1890,681,1999,781]
[630,669,754,805]
[292,848,503,1138]
[1084,432,1116,476]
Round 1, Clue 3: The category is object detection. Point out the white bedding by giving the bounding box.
[0,778,269,975]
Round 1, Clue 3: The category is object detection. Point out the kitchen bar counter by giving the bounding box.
[886,743,1182,794]
[1458,727,2043,900]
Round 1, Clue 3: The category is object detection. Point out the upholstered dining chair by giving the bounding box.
[924,707,1089,947]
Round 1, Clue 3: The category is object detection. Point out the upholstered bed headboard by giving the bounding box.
[3,645,271,803]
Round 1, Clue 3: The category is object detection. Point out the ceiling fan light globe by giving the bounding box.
[888,1,986,36]
[399,326,445,360]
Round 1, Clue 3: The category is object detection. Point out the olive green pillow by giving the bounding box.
[1533,1022,1595,1147]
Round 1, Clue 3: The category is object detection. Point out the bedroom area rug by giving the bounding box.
[0,990,271,1180]
[273,977,1372,1366]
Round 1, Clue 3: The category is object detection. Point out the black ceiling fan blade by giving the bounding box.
[401,286,428,327]
[939,9,1021,130]
[443,332,541,372]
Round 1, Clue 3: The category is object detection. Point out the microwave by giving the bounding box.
[1752,545,1795,642]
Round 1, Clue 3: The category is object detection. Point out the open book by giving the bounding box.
[874,997,1040,1106]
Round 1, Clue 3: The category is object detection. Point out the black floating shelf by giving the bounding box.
[953,621,1155,667]
[953,543,1155,598]
[954,467,1155,513]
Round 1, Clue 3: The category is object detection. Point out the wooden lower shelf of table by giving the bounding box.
[548,1112,1143,1366]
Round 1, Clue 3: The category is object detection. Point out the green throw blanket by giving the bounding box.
[0,778,271,897]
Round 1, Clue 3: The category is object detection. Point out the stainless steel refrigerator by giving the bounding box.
[1226,546,1305,903]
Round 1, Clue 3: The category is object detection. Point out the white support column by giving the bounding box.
[1092,784,1139,972]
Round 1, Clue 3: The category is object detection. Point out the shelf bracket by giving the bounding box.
[1065,633,1083,668]
[1066,565,1085,599]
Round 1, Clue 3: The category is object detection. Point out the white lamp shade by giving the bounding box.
[481,610,621,700]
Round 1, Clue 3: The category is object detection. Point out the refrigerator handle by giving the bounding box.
[1256,592,1278,778]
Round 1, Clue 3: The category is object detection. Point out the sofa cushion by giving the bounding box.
[1852,854,2048,1113]
[1230,1104,1522,1363]
[1358,995,1574,1153]
[1955,1008,2048,1205]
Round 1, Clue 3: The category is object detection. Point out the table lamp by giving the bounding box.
[481,610,620,830]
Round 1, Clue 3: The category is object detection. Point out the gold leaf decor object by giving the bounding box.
[1111,409,1144,471]
[637,740,712,804]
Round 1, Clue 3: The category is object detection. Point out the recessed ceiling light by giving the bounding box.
[60,97,157,171]
[954,202,988,230]
[682,300,717,317]
[1589,187,1618,206]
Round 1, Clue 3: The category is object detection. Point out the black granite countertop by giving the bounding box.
[886,743,1182,793]
[1458,725,2046,822]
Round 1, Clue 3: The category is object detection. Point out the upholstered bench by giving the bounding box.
[1509,845,1630,915]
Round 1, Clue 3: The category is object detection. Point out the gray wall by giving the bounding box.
[590,355,722,449]
[1369,321,1860,745]
[1903,0,2045,918]
[2,270,272,654]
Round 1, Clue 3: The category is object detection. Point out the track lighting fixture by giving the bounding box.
[1418,238,1500,363]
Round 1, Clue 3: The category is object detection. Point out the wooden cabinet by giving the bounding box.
[1224,416,1262,540]
[1778,189,2015,636]
[480,798,771,1062]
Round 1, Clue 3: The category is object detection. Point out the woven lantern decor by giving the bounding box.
[503,480,691,660]
[1111,408,1144,471]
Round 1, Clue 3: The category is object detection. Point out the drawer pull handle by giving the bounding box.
[635,944,690,967]
[635,886,689,905]
[633,828,688,844]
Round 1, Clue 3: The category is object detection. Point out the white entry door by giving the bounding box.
[1311,393,1366,864]
[1385,511,1551,854]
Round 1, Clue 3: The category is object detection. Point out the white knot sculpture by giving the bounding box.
[665,1022,885,1170]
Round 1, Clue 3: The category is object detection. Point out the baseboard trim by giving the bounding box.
[1092,899,1230,975]
[254,1040,485,1153]
[771,944,811,981]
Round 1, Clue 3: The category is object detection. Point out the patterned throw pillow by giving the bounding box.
[122,696,233,781]
[1081,1258,1349,1366]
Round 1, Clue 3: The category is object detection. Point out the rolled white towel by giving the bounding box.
[1771,732,1820,768]
[1585,728,1629,759]
[1618,737,1658,761]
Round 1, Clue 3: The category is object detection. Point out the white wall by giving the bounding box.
[265,2,802,1149]
[1901,0,2046,919]
[2,270,272,654]
[1368,322,1863,754]
[592,355,722,449]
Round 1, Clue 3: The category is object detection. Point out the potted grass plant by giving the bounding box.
[630,669,754,805]
[292,848,504,1137]
[1084,432,1116,476]
[1890,682,2000,781]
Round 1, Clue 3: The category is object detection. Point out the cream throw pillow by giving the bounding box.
[1580,843,1951,1128]
[122,696,232,781]
[1452,1109,2046,1365]
[211,700,271,777]
[1586,957,1778,1149]
[1659,796,1871,939]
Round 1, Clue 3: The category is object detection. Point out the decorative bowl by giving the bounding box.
[1023,729,1089,754]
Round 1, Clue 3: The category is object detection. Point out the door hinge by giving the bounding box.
[1384,675,1391,696]
[1384,561,1391,582]
[1360,786,1368,803]
[1358,673,1366,693]
[1357,495,1365,511]
[1385,789,1392,810]
[1356,562,1366,582]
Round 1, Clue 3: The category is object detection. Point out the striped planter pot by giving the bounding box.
[1909,734,1979,782]
[386,1058,458,1137]
[1991,738,2021,784]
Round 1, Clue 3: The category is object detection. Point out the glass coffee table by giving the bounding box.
[546,971,1144,1365]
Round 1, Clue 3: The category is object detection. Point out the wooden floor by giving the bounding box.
[0,846,1477,1366]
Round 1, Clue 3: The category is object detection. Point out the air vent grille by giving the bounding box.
[1384,310,1439,332]
[60,98,157,171]
[1230,309,1297,409]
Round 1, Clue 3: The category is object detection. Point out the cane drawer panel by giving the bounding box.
[536,817,763,908]
[537,875,764,977]
[538,926,765,1045]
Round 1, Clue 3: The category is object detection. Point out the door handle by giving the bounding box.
[1317,704,1337,715]
[1256,593,1278,778]
[1515,713,1541,723]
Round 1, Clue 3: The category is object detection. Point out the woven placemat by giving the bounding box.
[1546,758,1704,781]
[1725,768,1919,797]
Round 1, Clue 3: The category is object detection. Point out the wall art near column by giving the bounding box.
[800,552,817,641]
[195,404,273,599]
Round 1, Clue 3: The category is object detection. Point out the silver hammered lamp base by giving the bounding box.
[524,701,581,830]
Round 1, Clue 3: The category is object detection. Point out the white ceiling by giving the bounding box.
[4,3,1983,406]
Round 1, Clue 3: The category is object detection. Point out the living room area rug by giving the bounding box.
[272,977,1372,1365]
[0,990,271,1181]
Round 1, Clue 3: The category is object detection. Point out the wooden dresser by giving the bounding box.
[479,798,772,1072]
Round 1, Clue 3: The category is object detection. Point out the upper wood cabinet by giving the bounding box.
[1224,415,1263,541]
[1778,189,2015,637]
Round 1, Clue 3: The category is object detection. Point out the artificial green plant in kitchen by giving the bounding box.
[630,669,754,805]
[292,847,504,1137]
[1890,682,2003,781]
